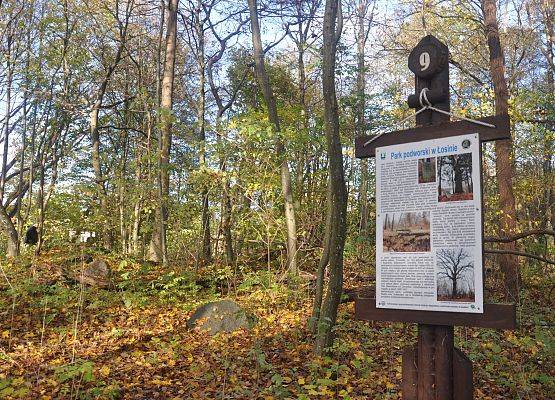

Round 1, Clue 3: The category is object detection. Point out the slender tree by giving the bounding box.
[314,0,346,354]
[0,8,18,257]
[206,12,248,265]
[353,0,374,235]
[89,0,133,250]
[150,0,179,263]
[247,0,299,276]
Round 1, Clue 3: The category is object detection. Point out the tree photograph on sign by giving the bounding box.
[437,153,473,202]
[383,211,431,252]
[436,248,475,302]
[418,157,436,183]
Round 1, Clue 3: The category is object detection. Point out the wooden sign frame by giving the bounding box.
[354,114,515,330]
[355,114,510,158]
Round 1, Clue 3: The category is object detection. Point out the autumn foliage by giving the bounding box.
[1,250,553,399]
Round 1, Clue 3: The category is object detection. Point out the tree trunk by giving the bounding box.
[15,21,32,248]
[0,35,19,257]
[150,0,178,263]
[438,157,443,196]
[355,0,372,236]
[454,164,463,194]
[315,0,347,355]
[199,106,212,265]
[88,1,130,251]
[248,0,298,276]
[90,103,112,250]
[149,0,166,262]
[0,208,18,258]
[222,177,235,265]
[194,0,212,266]
[309,182,331,333]
[481,0,520,302]
[201,191,211,264]
[541,0,555,233]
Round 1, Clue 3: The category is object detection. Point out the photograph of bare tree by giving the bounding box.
[437,153,473,202]
[383,212,430,252]
[436,248,475,302]
[418,157,436,183]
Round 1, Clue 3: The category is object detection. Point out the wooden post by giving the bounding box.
[409,35,456,400]
[435,325,454,399]
[353,35,515,400]
[417,325,436,400]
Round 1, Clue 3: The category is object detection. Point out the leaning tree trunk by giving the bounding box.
[89,4,129,251]
[248,0,298,276]
[481,0,520,302]
[150,0,178,263]
[314,0,347,355]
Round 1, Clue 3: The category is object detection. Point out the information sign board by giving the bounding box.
[376,133,483,313]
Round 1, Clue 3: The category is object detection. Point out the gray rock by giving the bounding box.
[74,259,112,288]
[187,299,253,334]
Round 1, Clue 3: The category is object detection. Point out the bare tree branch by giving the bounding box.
[484,249,554,265]
[484,230,554,243]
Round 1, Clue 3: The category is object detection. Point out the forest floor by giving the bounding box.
[0,248,553,399]
[382,229,430,253]
[438,193,474,202]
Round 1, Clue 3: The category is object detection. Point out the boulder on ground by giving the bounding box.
[71,258,112,288]
[187,299,253,334]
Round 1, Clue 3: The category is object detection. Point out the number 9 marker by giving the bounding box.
[419,52,430,71]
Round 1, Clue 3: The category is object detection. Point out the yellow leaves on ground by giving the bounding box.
[99,365,111,377]
[1,255,553,399]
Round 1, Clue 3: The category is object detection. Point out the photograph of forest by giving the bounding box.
[418,157,436,183]
[437,248,476,302]
[437,153,473,202]
[382,211,431,252]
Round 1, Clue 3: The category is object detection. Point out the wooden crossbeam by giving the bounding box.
[354,297,516,329]
[355,114,510,159]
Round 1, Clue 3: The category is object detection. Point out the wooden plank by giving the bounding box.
[402,346,418,400]
[453,349,473,400]
[418,325,436,400]
[435,325,454,400]
[355,114,510,159]
[354,297,516,329]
